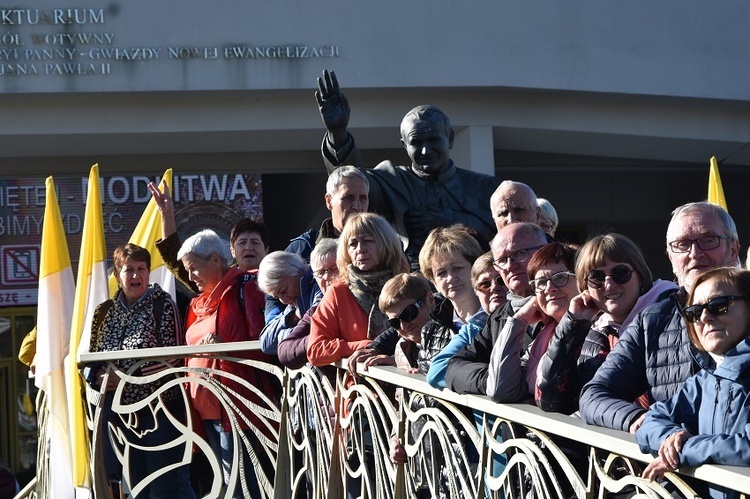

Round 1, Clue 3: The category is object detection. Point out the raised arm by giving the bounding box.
[316,69,351,148]
[535,313,593,414]
[536,291,600,413]
[486,317,532,403]
[148,180,177,240]
[316,70,364,171]
[445,320,496,395]
[148,181,198,293]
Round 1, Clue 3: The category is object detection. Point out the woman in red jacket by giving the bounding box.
[176,229,276,499]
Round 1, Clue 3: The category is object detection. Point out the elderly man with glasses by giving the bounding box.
[580,202,741,433]
[445,222,548,395]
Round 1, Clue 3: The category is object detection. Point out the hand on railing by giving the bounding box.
[200,333,221,345]
[346,347,377,375]
[362,354,396,371]
[642,429,691,481]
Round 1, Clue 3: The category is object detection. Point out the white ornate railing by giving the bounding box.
[35,342,749,499]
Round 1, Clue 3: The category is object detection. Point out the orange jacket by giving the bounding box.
[307,281,371,366]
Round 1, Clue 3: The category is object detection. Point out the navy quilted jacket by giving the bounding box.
[579,290,700,432]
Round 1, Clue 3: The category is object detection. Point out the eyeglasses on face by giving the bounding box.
[682,295,745,323]
[476,275,504,292]
[387,296,426,329]
[529,271,575,294]
[668,235,730,253]
[493,245,544,268]
[312,265,338,279]
[586,265,634,289]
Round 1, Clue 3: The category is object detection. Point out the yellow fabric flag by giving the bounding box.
[108,169,176,299]
[36,176,76,498]
[708,156,728,212]
[67,165,109,489]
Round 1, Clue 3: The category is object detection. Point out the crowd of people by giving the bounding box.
[76,71,750,498]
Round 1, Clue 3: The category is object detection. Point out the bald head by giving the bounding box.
[491,222,547,297]
[490,181,540,231]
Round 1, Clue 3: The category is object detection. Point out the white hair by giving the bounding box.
[177,229,232,267]
[325,165,369,195]
[258,251,308,294]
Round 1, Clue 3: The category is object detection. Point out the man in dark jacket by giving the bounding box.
[445,223,547,394]
[284,165,369,262]
[579,202,740,433]
[271,165,369,324]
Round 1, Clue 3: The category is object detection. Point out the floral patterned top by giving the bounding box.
[88,283,182,404]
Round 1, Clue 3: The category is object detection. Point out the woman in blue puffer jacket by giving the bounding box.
[636,267,750,499]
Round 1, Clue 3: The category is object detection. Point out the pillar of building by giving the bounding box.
[452,126,495,177]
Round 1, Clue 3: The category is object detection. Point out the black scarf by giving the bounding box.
[347,265,393,339]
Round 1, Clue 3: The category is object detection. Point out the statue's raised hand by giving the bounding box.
[315,70,350,144]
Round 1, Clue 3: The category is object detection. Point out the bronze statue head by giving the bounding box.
[400,105,454,176]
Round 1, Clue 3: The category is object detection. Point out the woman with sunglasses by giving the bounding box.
[377,273,438,373]
[307,213,410,366]
[636,267,750,498]
[378,272,479,499]
[536,233,678,414]
[349,225,484,374]
[486,242,579,403]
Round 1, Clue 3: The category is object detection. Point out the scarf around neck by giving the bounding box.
[347,265,393,339]
[186,266,243,345]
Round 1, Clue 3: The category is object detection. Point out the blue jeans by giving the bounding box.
[203,420,261,499]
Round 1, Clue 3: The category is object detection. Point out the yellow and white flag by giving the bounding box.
[67,165,109,490]
[708,156,728,212]
[36,176,76,498]
[109,168,176,299]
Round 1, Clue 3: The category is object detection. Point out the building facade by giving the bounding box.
[1,0,749,480]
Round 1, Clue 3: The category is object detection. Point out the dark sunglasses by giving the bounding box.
[476,275,504,292]
[586,265,633,289]
[387,296,425,329]
[682,295,745,324]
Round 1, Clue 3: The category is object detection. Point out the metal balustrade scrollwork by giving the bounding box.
[18,342,743,498]
[82,342,284,499]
